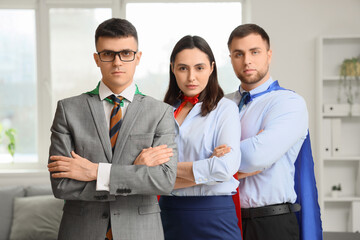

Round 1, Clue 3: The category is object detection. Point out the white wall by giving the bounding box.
[248,0,360,174]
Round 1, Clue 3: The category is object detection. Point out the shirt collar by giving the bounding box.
[239,77,274,96]
[99,81,136,103]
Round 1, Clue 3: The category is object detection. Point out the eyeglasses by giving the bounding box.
[97,50,137,62]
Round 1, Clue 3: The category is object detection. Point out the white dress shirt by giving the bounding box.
[96,81,136,191]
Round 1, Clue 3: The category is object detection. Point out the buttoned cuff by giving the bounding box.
[193,160,215,185]
[96,163,111,191]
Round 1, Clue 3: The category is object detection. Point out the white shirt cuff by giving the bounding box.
[96,163,111,191]
[193,160,211,184]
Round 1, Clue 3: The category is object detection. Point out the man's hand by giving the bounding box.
[134,145,173,167]
[48,151,98,181]
[237,171,262,179]
[211,144,231,158]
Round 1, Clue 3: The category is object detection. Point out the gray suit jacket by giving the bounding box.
[49,92,177,240]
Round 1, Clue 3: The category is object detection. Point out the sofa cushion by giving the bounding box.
[25,185,53,197]
[9,195,64,240]
[0,186,25,240]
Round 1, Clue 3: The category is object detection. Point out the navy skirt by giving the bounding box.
[159,195,242,240]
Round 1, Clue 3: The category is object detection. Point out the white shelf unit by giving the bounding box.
[316,35,360,233]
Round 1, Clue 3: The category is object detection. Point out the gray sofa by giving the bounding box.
[0,185,63,240]
[324,232,360,240]
[2,185,359,240]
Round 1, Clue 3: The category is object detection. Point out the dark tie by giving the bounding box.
[238,91,250,112]
[109,94,124,151]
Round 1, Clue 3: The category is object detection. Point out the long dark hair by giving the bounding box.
[164,35,224,116]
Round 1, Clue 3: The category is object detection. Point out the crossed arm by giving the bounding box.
[48,144,258,191]
[211,145,261,179]
[48,145,173,182]
[49,144,244,190]
[132,144,260,190]
[48,100,177,200]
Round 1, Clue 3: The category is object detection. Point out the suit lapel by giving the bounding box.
[87,95,112,163]
[112,94,145,164]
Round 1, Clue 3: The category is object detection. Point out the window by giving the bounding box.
[0,0,244,170]
[126,2,242,100]
[0,9,37,164]
[50,8,111,106]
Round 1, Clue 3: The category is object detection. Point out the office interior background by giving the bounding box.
[0,0,360,234]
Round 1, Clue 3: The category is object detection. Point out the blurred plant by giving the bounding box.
[0,123,16,157]
[337,57,360,116]
[331,183,342,191]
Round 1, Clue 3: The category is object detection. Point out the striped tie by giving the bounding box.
[105,227,112,240]
[109,94,124,151]
[106,94,123,240]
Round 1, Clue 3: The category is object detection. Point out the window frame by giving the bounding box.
[0,0,247,171]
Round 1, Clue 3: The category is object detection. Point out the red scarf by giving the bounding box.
[173,94,199,118]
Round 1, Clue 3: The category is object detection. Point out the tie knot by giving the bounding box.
[238,91,251,112]
[242,92,251,105]
[109,95,124,107]
[182,94,199,105]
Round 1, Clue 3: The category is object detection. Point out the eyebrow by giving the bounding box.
[249,47,262,51]
[176,63,206,67]
[232,47,262,53]
[232,49,244,53]
[100,48,135,52]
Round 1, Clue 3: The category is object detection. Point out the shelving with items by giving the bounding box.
[316,35,360,232]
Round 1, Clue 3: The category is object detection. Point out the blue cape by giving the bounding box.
[295,132,323,240]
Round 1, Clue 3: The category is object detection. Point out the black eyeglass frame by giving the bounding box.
[97,50,137,62]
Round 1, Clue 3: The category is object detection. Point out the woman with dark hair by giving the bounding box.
[159,35,242,239]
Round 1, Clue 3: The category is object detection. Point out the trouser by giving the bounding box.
[242,211,299,240]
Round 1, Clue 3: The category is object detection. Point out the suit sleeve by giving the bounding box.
[49,101,114,201]
[109,105,178,196]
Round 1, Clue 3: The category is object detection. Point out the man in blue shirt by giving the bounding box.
[226,24,308,240]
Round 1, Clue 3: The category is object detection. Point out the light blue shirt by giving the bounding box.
[226,77,308,208]
[171,97,241,196]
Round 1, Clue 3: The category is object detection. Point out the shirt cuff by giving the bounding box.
[193,160,213,185]
[96,163,111,191]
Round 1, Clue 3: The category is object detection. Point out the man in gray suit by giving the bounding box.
[47,18,177,240]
